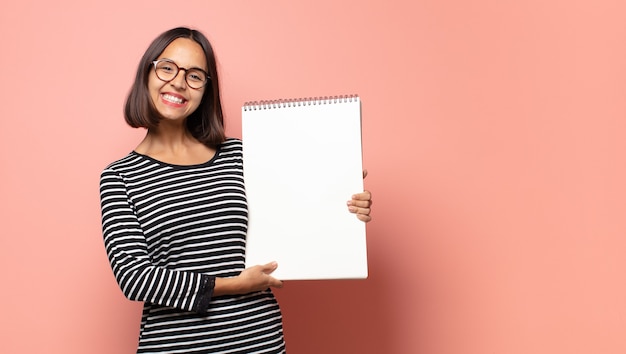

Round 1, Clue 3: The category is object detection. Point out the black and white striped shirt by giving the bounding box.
[100,138,286,353]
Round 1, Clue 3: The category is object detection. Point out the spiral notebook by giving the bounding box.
[242,95,367,280]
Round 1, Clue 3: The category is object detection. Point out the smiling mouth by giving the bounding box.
[162,93,186,104]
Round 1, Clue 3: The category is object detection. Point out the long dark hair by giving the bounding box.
[124,27,225,148]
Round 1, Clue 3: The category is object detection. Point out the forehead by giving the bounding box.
[158,38,207,70]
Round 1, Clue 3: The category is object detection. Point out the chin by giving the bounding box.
[157,108,190,121]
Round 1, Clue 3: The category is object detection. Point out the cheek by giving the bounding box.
[147,79,162,102]
[191,92,205,109]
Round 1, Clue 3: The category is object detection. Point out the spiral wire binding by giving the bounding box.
[243,94,359,111]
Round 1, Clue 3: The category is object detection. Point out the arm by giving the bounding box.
[100,169,281,312]
[100,168,214,313]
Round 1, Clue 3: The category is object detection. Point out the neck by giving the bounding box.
[136,122,198,155]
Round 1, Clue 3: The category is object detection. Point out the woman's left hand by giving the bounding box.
[347,170,372,222]
[347,190,372,222]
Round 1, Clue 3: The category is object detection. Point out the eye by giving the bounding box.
[158,63,175,72]
[187,70,206,82]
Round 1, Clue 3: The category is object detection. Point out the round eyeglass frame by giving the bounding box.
[151,59,210,89]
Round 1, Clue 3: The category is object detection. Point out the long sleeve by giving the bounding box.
[99,168,215,314]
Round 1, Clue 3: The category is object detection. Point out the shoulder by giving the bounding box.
[220,137,242,148]
[219,138,243,154]
[100,152,141,179]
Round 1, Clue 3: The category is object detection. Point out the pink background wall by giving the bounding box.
[1,1,625,353]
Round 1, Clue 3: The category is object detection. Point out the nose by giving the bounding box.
[169,69,187,89]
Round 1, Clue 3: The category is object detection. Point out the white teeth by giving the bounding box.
[162,94,184,104]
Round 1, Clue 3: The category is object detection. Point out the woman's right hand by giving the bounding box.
[214,262,283,296]
[236,262,284,293]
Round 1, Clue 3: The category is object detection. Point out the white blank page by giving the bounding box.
[242,96,367,280]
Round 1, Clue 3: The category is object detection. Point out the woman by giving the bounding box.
[100,27,372,353]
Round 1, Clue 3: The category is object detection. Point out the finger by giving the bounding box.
[267,276,283,288]
[349,200,372,208]
[356,213,372,222]
[350,190,372,201]
[348,200,372,210]
[348,205,371,215]
[362,169,368,179]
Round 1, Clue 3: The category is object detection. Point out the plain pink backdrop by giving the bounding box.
[1,1,625,353]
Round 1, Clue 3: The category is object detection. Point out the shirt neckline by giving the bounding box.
[131,145,221,169]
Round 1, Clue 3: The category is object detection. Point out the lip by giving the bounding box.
[160,92,188,108]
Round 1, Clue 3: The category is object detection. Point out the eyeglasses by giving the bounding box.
[152,59,210,89]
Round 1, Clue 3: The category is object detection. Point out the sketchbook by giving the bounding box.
[242,95,368,280]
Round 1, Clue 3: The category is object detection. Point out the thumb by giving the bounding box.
[262,261,278,274]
